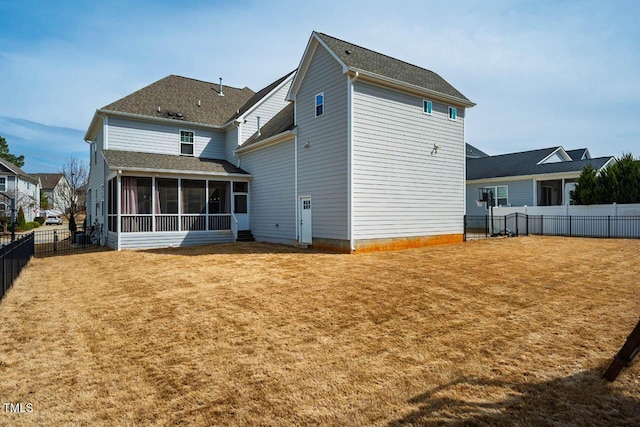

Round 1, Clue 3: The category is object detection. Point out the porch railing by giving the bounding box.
[119,214,232,233]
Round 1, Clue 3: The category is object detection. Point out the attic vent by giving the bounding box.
[166,112,184,120]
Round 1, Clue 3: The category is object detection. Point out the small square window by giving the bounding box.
[180,130,194,156]
[448,107,457,121]
[315,92,324,117]
[423,100,432,115]
[233,182,248,193]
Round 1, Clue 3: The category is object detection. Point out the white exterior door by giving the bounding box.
[299,196,312,244]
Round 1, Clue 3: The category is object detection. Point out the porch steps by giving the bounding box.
[236,230,255,242]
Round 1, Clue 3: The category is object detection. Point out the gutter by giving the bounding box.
[347,68,476,108]
[234,129,297,155]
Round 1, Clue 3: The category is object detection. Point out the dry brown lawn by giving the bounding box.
[1,236,639,426]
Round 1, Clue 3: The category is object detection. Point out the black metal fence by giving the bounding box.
[0,227,101,257]
[465,213,640,240]
[0,232,34,302]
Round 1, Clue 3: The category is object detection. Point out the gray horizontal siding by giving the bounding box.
[296,44,348,240]
[239,139,296,244]
[224,125,239,164]
[352,81,465,239]
[119,230,234,250]
[466,179,534,216]
[107,117,225,159]
[241,79,293,144]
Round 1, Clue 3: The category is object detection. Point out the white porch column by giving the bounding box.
[152,176,156,232]
[177,178,182,232]
[116,172,122,251]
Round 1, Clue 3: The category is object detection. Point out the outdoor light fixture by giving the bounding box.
[432,143,440,155]
[303,142,310,148]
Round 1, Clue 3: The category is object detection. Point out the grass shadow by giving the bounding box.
[137,241,341,256]
[388,367,640,426]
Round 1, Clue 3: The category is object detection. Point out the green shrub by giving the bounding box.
[17,207,26,228]
[28,221,40,229]
[34,216,45,225]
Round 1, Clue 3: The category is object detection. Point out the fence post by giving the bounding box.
[608,216,611,238]
[525,214,529,236]
[515,214,519,237]
[541,215,544,236]
[569,216,572,237]
[485,215,489,238]
[1,245,5,299]
[463,215,467,242]
[53,230,57,253]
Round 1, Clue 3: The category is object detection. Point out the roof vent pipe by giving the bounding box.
[218,77,224,96]
[257,116,261,137]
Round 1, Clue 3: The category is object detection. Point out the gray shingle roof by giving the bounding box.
[566,148,588,161]
[103,150,249,175]
[467,147,613,180]
[0,158,39,183]
[240,103,295,149]
[466,143,489,159]
[316,32,473,105]
[228,70,296,122]
[102,75,255,126]
[33,173,64,190]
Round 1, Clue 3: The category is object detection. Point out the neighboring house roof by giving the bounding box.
[465,143,489,159]
[467,147,613,180]
[566,148,590,161]
[240,103,295,149]
[100,75,255,127]
[289,31,474,107]
[0,157,39,184]
[33,173,64,190]
[227,70,296,122]
[102,150,249,176]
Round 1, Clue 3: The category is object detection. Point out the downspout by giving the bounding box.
[348,71,359,252]
[116,170,122,251]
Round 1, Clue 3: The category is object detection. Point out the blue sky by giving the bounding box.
[1,0,639,173]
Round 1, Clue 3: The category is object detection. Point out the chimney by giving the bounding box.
[218,77,224,96]
[256,116,261,137]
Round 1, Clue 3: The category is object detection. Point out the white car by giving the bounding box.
[45,216,63,225]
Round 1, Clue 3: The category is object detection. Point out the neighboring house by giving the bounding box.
[33,173,70,213]
[0,158,41,222]
[466,144,615,216]
[84,31,474,251]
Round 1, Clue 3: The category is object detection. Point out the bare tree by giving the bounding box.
[60,157,89,232]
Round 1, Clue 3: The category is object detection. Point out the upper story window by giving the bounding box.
[27,181,30,189]
[423,100,432,115]
[448,106,457,121]
[0,177,6,191]
[180,130,194,156]
[315,92,324,117]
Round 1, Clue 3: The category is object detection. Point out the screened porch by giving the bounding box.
[106,176,249,234]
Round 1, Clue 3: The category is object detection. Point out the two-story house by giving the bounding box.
[0,157,41,222]
[33,173,70,214]
[84,31,474,251]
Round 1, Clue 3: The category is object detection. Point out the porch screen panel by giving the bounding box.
[156,178,178,231]
[181,179,206,230]
[121,177,152,232]
[208,181,230,230]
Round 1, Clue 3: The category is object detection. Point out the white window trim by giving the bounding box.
[315,92,324,117]
[448,106,457,121]
[422,99,432,115]
[180,130,195,156]
[483,185,508,210]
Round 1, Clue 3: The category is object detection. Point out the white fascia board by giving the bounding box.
[287,32,349,102]
[350,69,476,108]
[467,171,582,185]
[97,109,227,131]
[84,110,102,142]
[235,129,296,155]
[537,147,572,165]
[600,157,616,170]
[107,166,252,180]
